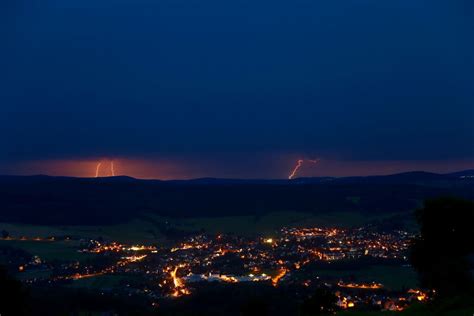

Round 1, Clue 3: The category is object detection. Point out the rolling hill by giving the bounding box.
[0,171,472,225]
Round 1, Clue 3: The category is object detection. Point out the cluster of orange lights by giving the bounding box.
[336,292,356,309]
[271,268,288,287]
[408,289,428,302]
[63,250,148,281]
[70,272,104,280]
[217,275,239,283]
[171,242,206,253]
[86,242,157,254]
[337,281,383,290]
[9,225,430,312]
[169,265,191,297]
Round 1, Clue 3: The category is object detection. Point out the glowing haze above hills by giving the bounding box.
[0,1,473,178]
[3,157,473,180]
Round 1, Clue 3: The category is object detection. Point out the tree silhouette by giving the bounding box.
[240,297,270,316]
[0,265,29,316]
[1,229,9,239]
[410,197,474,298]
[300,288,337,315]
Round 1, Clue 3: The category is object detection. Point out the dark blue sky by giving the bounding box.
[1,0,473,178]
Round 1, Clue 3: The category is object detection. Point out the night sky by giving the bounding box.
[1,0,473,179]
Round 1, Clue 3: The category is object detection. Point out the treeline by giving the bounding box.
[0,175,473,225]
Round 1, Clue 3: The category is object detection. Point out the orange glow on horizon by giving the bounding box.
[13,158,193,179]
[5,157,474,180]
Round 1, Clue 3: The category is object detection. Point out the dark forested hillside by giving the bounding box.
[0,173,473,225]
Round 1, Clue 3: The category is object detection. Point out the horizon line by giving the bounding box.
[0,168,472,181]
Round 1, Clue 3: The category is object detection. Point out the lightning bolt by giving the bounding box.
[95,162,102,178]
[288,159,320,179]
[95,160,116,177]
[110,161,115,176]
[288,159,304,180]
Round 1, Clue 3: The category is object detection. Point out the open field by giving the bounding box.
[66,274,137,289]
[177,211,368,236]
[1,210,415,243]
[339,304,474,316]
[0,239,92,262]
[0,212,415,245]
[0,218,166,244]
[315,265,418,291]
[0,210,416,281]
[158,210,416,237]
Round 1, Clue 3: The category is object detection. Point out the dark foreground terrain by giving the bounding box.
[0,173,473,315]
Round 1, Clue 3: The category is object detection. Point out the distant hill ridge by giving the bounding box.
[0,170,472,225]
[1,169,472,185]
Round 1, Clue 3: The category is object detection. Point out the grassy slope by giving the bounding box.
[1,210,412,243]
[0,218,166,244]
[164,210,414,237]
[313,265,418,291]
[0,239,91,262]
[0,210,416,285]
[339,304,474,316]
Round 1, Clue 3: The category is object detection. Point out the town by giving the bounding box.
[1,225,428,313]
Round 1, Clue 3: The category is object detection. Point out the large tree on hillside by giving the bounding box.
[410,197,474,298]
